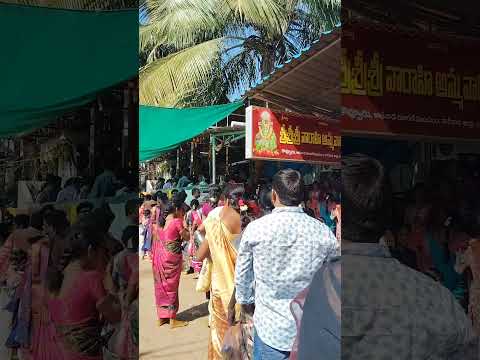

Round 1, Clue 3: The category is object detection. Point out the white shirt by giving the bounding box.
[235,206,339,351]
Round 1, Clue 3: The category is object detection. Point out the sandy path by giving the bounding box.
[139,258,210,360]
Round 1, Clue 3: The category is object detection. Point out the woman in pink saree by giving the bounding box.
[152,196,189,328]
[47,223,120,360]
[22,234,63,360]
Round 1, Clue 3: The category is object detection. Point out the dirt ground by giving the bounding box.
[139,258,210,360]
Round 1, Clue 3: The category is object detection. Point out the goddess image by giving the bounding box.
[254,111,278,155]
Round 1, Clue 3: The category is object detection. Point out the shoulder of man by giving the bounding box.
[249,212,276,226]
[403,263,475,348]
[304,212,333,232]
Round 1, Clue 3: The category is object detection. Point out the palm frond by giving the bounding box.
[301,0,340,31]
[141,0,227,51]
[139,23,166,53]
[223,0,289,38]
[223,47,260,96]
[180,65,228,106]
[139,37,225,107]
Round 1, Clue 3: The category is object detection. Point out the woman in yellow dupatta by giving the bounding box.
[197,185,242,360]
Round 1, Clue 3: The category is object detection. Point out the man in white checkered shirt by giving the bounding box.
[235,169,339,359]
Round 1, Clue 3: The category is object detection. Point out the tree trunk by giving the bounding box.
[261,47,276,77]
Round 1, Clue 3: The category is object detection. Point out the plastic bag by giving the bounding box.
[195,258,212,292]
[239,312,254,360]
[221,324,242,360]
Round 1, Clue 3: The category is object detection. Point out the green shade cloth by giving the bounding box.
[0,4,138,138]
[140,102,243,162]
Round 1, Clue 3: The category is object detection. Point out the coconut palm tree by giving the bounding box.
[139,0,340,107]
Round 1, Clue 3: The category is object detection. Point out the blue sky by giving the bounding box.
[139,8,147,25]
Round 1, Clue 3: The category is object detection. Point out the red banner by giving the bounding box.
[341,22,480,139]
[245,106,340,164]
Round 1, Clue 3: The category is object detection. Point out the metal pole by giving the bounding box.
[20,139,24,180]
[89,106,96,177]
[176,148,180,177]
[211,135,216,184]
[122,87,130,168]
[226,145,229,175]
[190,141,194,177]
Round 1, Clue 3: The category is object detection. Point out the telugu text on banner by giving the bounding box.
[341,21,480,139]
[245,106,340,164]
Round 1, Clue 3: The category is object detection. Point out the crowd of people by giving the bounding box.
[340,153,479,359]
[140,156,480,359]
[35,160,137,205]
[144,174,209,193]
[140,168,341,359]
[378,161,480,335]
[0,197,140,359]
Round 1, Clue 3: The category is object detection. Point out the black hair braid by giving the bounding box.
[159,202,176,227]
[222,184,244,212]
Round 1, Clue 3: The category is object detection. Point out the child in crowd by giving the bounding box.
[187,199,203,274]
[141,209,152,260]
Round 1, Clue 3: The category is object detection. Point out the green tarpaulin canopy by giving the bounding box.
[0,4,137,138]
[140,102,243,162]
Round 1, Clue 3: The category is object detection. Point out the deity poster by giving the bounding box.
[245,106,340,164]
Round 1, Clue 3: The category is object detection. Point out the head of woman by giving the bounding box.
[156,191,169,207]
[326,193,338,213]
[190,199,200,211]
[258,184,274,214]
[43,210,69,241]
[221,184,244,212]
[208,186,222,206]
[122,225,139,251]
[47,223,103,294]
[218,185,243,234]
[159,194,186,226]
